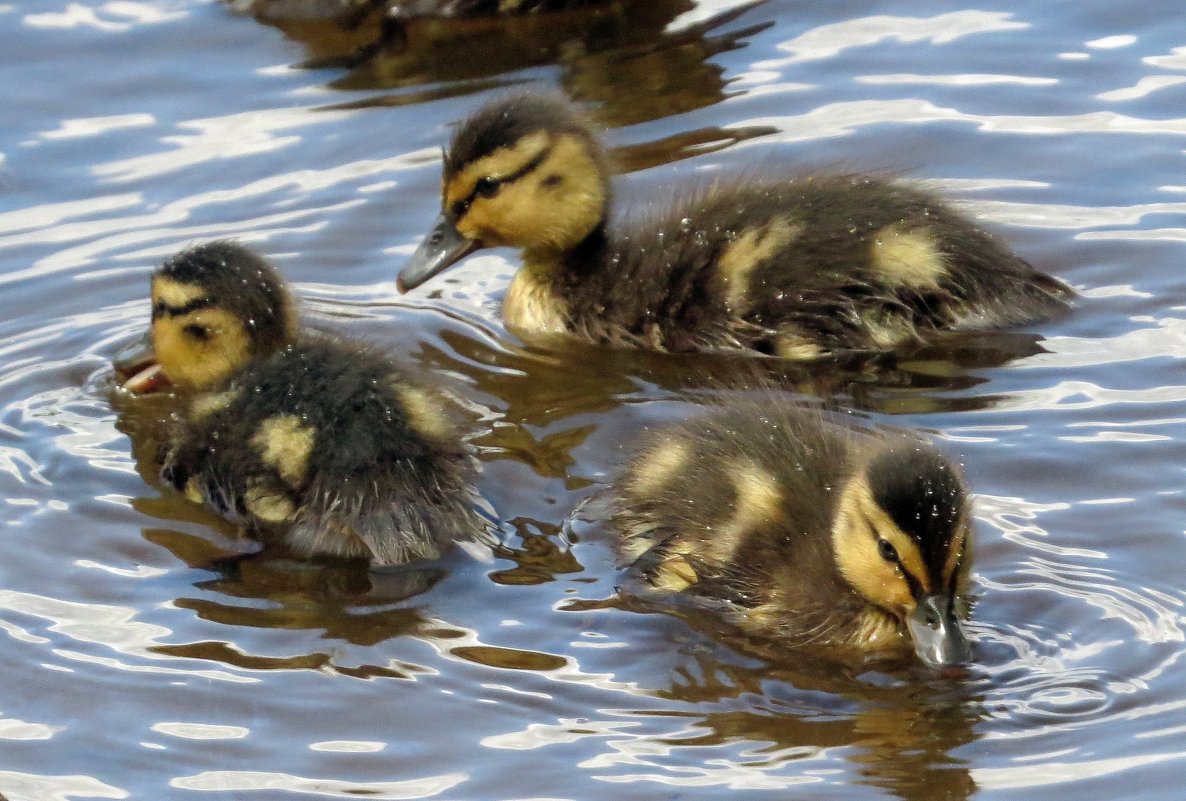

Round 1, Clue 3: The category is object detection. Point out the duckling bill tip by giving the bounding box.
[907,594,972,668]
[397,213,479,293]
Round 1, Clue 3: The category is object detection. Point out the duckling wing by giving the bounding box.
[163,340,485,565]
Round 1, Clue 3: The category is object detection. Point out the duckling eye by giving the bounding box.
[475,176,501,198]
[183,323,210,341]
[877,538,898,563]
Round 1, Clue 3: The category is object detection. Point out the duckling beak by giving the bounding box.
[906,594,971,668]
[397,212,479,293]
[113,329,169,394]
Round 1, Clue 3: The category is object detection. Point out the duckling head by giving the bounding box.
[398,92,610,292]
[832,444,972,668]
[116,241,297,392]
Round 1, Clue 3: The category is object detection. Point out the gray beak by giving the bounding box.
[907,594,971,668]
[396,212,479,293]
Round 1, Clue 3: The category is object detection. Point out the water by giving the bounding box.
[3,0,1186,798]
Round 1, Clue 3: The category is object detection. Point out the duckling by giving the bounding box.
[398,92,1072,358]
[115,241,486,565]
[611,404,972,667]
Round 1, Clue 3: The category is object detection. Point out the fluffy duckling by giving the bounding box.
[398,92,1072,358]
[115,241,485,565]
[611,404,972,667]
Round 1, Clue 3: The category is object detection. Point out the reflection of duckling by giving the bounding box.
[399,92,1072,358]
[611,404,972,667]
[115,241,486,565]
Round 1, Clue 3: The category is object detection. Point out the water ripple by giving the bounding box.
[0,589,253,683]
[23,1,186,32]
[734,99,1186,149]
[0,770,126,801]
[973,752,1186,790]
[0,716,62,741]
[169,770,467,798]
[92,106,357,183]
[754,11,1027,68]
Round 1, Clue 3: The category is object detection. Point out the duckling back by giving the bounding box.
[569,175,1072,356]
[614,406,855,599]
[162,337,485,565]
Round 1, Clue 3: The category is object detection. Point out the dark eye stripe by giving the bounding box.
[900,563,925,601]
[452,140,556,221]
[153,296,213,319]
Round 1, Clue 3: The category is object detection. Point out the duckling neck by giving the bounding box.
[507,222,610,335]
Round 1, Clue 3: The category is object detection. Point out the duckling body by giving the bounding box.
[399,92,1072,358]
[118,241,485,565]
[611,404,972,666]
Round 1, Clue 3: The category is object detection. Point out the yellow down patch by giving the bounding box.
[718,218,801,312]
[251,414,315,487]
[869,224,948,289]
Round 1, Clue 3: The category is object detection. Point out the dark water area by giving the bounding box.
[3,0,1186,798]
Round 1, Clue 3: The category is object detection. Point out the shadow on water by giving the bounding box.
[409,310,1054,432]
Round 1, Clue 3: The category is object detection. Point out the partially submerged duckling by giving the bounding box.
[115,241,485,565]
[399,92,1072,358]
[611,405,972,668]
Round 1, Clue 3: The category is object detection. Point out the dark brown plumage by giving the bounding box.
[399,92,1073,358]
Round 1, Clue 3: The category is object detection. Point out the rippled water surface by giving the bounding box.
[3,0,1186,798]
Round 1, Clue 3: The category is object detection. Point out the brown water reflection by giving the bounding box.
[305,0,784,172]
[261,0,772,128]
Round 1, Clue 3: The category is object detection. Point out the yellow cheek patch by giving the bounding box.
[628,439,692,498]
[718,219,801,312]
[715,460,784,560]
[394,385,453,440]
[869,224,948,289]
[446,131,552,208]
[832,474,929,614]
[250,414,315,488]
[189,388,242,420]
[456,134,606,256]
[504,266,570,334]
[244,484,295,524]
[518,133,605,253]
[153,308,250,391]
[152,277,206,308]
